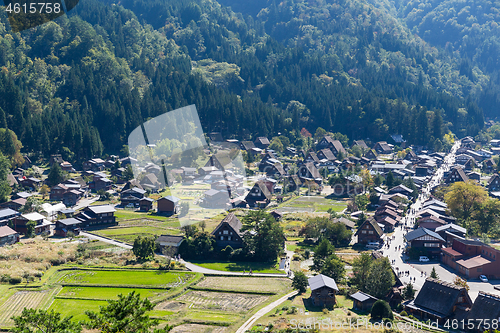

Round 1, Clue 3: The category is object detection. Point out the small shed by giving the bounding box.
[350,291,378,311]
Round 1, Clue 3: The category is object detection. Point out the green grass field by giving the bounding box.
[93,226,181,243]
[49,298,108,321]
[57,286,168,300]
[190,261,282,274]
[59,270,195,287]
[278,196,347,213]
[182,310,241,324]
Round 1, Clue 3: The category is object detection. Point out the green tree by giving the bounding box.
[21,197,41,213]
[350,253,373,292]
[386,171,395,188]
[403,283,415,300]
[292,271,308,293]
[444,181,488,226]
[242,210,285,262]
[85,291,172,333]
[47,163,65,187]
[473,198,500,235]
[370,300,393,320]
[132,236,155,261]
[320,254,345,282]
[269,137,284,153]
[430,267,439,279]
[312,238,335,272]
[11,308,82,333]
[26,220,36,238]
[355,194,369,211]
[365,257,395,298]
[123,164,134,181]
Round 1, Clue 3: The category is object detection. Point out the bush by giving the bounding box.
[322,308,329,314]
[370,300,393,320]
[400,311,408,316]
[9,276,22,284]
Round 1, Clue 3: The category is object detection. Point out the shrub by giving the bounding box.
[400,311,408,316]
[9,276,22,284]
[322,308,329,314]
[371,300,393,320]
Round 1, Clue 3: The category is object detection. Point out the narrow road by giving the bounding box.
[80,231,132,249]
[235,291,299,333]
[379,140,460,289]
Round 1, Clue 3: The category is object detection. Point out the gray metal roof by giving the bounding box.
[0,208,19,219]
[404,227,445,242]
[58,218,82,226]
[350,291,378,302]
[308,274,339,291]
[87,205,116,214]
[435,223,466,234]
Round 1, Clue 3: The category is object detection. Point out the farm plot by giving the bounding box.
[59,270,195,287]
[195,276,291,294]
[57,286,168,301]
[49,298,108,321]
[171,323,228,333]
[276,196,347,213]
[0,290,53,326]
[93,226,181,244]
[178,290,268,312]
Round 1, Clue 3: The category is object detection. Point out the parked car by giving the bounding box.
[366,242,380,249]
[479,275,488,282]
[419,256,430,262]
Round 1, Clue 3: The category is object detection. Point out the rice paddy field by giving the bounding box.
[0,267,293,331]
[276,196,348,214]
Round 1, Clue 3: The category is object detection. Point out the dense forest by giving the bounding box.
[0,0,493,165]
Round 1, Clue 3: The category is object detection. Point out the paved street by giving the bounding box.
[380,141,460,291]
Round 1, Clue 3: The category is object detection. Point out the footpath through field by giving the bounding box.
[235,290,298,333]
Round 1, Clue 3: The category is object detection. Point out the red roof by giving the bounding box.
[442,247,463,257]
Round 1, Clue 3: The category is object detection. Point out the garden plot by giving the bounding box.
[0,290,53,326]
[276,196,347,213]
[178,290,268,312]
[196,276,291,294]
[171,323,228,333]
[59,270,195,287]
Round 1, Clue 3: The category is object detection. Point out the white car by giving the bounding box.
[479,275,488,282]
[419,256,430,262]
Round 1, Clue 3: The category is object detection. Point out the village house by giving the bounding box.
[297,162,322,184]
[373,141,393,154]
[435,224,466,247]
[77,205,116,227]
[466,292,500,332]
[441,239,500,279]
[157,196,180,215]
[0,226,19,246]
[0,208,20,227]
[13,212,51,235]
[245,180,272,208]
[355,218,383,244]
[0,198,26,211]
[404,228,445,258]
[120,187,146,207]
[350,291,378,312]
[211,213,244,249]
[139,197,154,211]
[19,177,42,190]
[54,218,82,237]
[352,140,369,150]
[487,173,500,191]
[405,278,473,323]
[201,189,230,209]
[82,158,106,171]
[416,215,447,231]
[156,235,185,253]
[88,174,113,192]
[445,166,469,184]
[308,274,339,307]
[316,136,347,157]
[364,149,378,160]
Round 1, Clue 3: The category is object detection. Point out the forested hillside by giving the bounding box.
[385,0,500,117]
[0,0,491,164]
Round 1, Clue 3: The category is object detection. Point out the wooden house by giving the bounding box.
[55,218,82,237]
[308,274,339,307]
[245,180,272,208]
[466,292,500,332]
[405,278,472,323]
[373,141,392,154]
[355,218,383,244]
[487,174,500,191]
[156,235,184,252]
[404,228,445,257]
[14,212,51,235]
[316,136,346,156]
[77,205,116,227]
[211,213,244,249]
[0,226,19,246]
[204,155,225,171]
[350,291,378,311]
[157,196,180,215]
[445,167,469,184]
[139,197,154,211]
